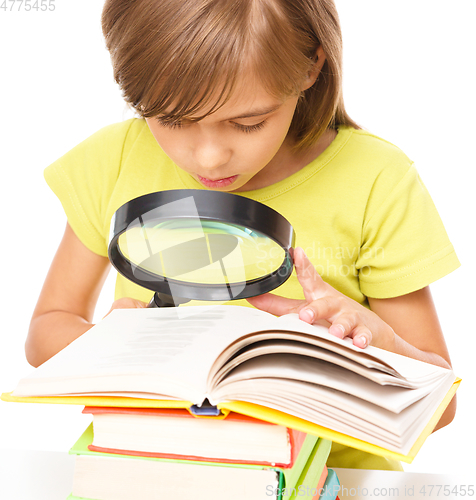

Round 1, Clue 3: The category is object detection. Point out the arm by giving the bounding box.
[25,223,146,367]
[368,289,455,431]
[247,247,456,431]
[25,223,110,367]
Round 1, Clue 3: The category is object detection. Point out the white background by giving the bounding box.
[0,0,474,475]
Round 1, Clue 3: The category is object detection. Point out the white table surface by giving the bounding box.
[0,449,75,500]
[0,449,473,500]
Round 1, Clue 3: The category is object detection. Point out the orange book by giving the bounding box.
[83,405,308,468]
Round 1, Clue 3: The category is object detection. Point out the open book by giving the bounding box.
[6,306,459,462]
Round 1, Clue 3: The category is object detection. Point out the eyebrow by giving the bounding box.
[226,104,282,120]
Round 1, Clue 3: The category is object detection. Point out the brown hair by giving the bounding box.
[101,0,359,150]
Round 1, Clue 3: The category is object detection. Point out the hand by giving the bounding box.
[246,247,395,350]
[104,297,148,317]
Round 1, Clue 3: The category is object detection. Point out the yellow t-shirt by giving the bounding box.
[44,118,460,470]
[45,118,459,306]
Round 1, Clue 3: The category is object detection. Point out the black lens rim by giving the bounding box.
[108,189,296,301]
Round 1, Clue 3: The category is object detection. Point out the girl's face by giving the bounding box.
[145,81,302,192]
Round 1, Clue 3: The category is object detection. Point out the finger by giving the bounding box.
[293,247,328,302]
[328,315,372,348]
[349,325,372,349]
[104,306,116,318]
[298,296,341,324]
[327,313,358,339]
[246,293,305,316]
[104,298,147,318]
[113,298,147,309]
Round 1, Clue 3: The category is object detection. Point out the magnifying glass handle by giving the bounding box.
[147,292,191,308]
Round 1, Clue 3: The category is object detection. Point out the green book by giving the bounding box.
[286,438,332,499]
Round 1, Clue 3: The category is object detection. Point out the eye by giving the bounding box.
[155,117,183,129]
[232,121,267,133]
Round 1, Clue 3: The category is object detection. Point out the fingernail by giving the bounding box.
[355,336,367,348]
[330,324,345,338]
[300,308,314,322]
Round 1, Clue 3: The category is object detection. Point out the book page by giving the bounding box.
[209,326,448,391]
[215,353,445,413]
[274,314,451,383]
[211,372,456,453]
[211,339,416,388]
[12,306,279,403]
[215,377,442,436]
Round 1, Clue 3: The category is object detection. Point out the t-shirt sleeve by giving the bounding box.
[356,163,460,298]
[44,120,135,257]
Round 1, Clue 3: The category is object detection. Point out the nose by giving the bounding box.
[192,133,232,172]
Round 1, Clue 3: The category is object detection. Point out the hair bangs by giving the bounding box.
[139,49,243,123]
[106,0,262,122]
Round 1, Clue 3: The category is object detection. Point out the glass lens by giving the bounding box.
[117,218,285,285]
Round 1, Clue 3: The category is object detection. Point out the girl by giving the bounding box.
[24,0,459,471]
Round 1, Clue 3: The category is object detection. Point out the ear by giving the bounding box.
[302,45,326,91]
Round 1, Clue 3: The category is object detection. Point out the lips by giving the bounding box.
[197,175,238,188]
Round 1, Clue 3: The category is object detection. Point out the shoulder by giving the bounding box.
[343,126,414,179]
[334,127,418,212]
[86,117,145,140]
[43,118,151,255]
[348,127,409,155]
[67,118,147,159]
[44,118,148,183]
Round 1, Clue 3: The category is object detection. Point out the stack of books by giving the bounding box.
[2,305,459,498]
[65,406,336,499]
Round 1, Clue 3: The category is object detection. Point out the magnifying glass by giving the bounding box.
[108,189,296,307]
